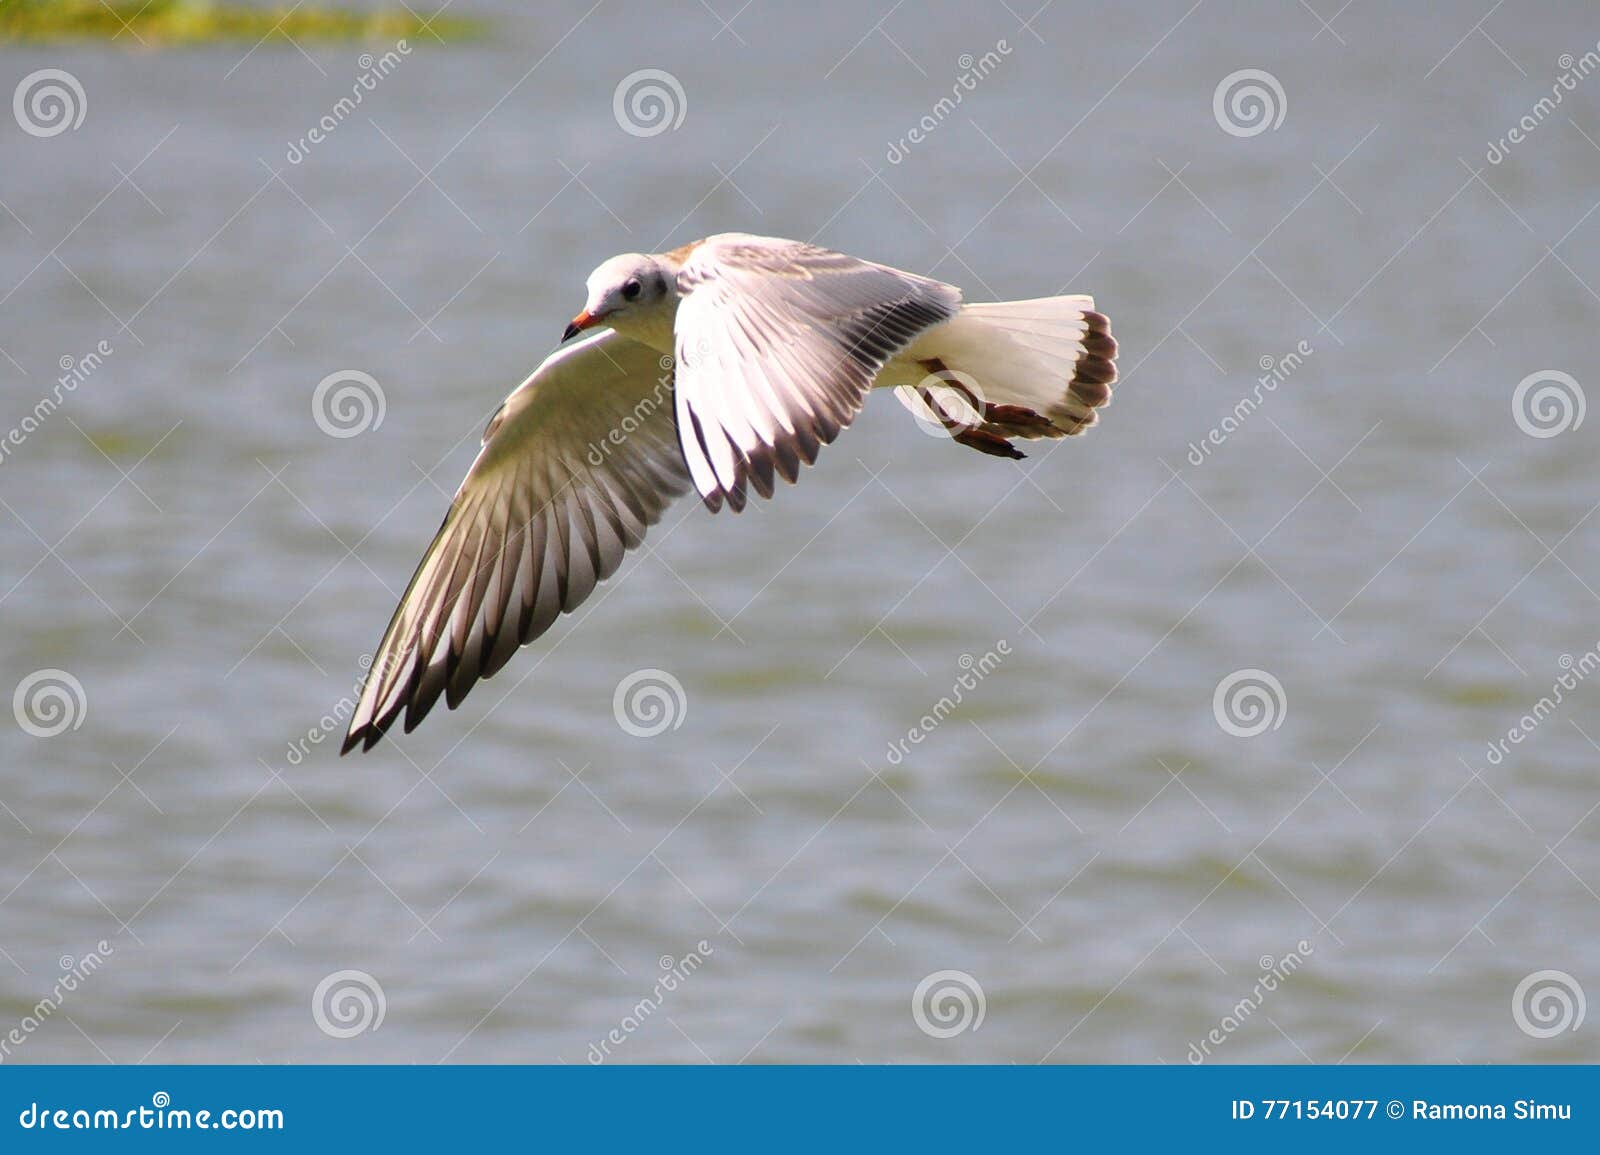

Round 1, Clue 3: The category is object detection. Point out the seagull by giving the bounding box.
[342,232,1116,753]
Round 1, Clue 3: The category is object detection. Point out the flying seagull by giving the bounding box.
[342,232,1116,753]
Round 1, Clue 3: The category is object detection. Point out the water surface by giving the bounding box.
[1,0,1598,1063]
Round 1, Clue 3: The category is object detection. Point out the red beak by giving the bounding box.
[563,310,598,342]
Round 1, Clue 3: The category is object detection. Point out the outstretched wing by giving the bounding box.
[343,331,690,753]
[672,234,961,511]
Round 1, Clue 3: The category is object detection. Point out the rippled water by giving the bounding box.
[2,1,1598,1063]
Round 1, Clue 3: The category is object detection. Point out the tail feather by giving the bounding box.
[904,295,1118,440]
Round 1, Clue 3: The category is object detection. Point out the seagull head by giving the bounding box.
[565,253,675,343]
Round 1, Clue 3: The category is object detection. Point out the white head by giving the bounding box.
[563,253,676,345]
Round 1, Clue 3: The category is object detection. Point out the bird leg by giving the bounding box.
[915,358,1026,460]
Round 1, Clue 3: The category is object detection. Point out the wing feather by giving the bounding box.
[343,331,690,753]
[672,235,961,510]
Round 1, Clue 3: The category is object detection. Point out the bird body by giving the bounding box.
[343,233,1115,753]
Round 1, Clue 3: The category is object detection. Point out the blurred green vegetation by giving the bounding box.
[0,0,485,44]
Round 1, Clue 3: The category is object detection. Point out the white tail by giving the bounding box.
[898,295,1117,444]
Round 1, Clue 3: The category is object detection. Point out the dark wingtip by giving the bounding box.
[342,709,398,754]
[341,721,378,755]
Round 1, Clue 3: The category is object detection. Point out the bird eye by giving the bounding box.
[621,279,642,301]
